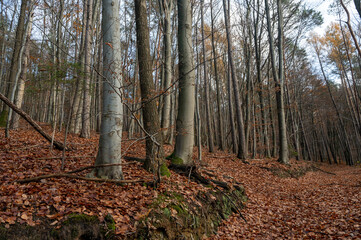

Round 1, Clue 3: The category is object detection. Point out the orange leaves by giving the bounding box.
[1,127,361,239]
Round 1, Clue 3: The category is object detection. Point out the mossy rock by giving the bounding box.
[0,213,115,240]
[132,186,247,240]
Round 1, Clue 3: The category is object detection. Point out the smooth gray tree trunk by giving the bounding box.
[171,0,195,165]
[80,0,93,138]
[92,0,124,179]
[159,0,173,142]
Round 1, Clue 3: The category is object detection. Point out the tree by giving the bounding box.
[170,0,195,165]
[91,0,124,179]
[201,0,214,153]
[134,0,164,171]
[80,0,94,138]
[222,0,247,160]
[264,0,289,164]
[159,0,174,143]
[4,0,29,137]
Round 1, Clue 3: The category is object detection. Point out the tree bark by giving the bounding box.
[134,0,164,171]
[210,0,225,151]
[92,0,124,179]
[171,0,196,165]
[11,8,34,129]
[159,0,173,143]
[80,0,93,138]
[201,0,214,153]
[265,0,289,164]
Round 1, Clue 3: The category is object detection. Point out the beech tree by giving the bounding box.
[265,0,289,164]
[169,0,195,165]
[91,0,124,179]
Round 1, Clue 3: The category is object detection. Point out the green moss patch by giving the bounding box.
[160,163,171,177]
[134,186,247,240]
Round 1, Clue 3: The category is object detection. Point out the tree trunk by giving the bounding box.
[4,0,29,136]
[11,9,34,129]
[210,0,225,151]
[201,0,214,153]
[264,0,289,164]
[160,0,173,143]
[171,0,195,165]
[92,0,124,179]
[80,0,93,138]
[222,0,247,159]
[134,0,164,171]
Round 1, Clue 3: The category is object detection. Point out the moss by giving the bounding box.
[166,152,185,165]
[170,204,186,215]
[170,156,184,165]
[104,214,115,232]
[160,163,171,177]
[0,110,7,127]
[63,213,98,225]
[163,208,171,218]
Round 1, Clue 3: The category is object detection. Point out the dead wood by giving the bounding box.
[0,92,65,150]
[17,173,145,184]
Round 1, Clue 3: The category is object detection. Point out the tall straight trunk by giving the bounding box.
[4,0,28,136]
[264,0,289,164]
[92,0,124,179]
[134,0,164,171]
[195,55,202,161]
[201,0,214,153]
[80,0,93,138]
[210,0,225,151]
[222,0,247,159]
[171,0,195,165]
[11,10,34,129]
[227,62,237,153]
[160,0,173,142]
[253,0,270,157]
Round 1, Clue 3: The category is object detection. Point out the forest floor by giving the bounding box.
[0,123,360,239]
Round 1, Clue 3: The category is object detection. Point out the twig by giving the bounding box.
[67,162,140,174]
[17,173,145,184]
[36,156,96,160]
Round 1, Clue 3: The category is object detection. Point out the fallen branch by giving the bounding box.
[37,156,96,160]
[312,166,336,176]
[67,162,141,174]
[17,173,145,184]
[0,92,65,150]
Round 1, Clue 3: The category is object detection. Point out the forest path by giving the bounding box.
[205,154,361,239]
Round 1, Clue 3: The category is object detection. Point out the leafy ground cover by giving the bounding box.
[0,124,360,239]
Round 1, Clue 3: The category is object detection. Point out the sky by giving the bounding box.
[303,0,359,34]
